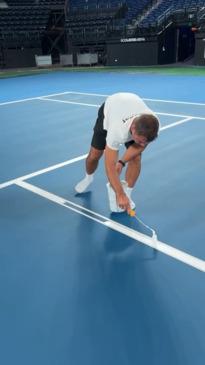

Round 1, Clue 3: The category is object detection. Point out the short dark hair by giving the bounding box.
[133,114,160,142]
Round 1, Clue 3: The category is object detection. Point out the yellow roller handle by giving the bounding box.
[128,209,136,217]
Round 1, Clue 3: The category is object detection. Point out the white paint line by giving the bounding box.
[1,90,205,107]
[0,92,71,106]
[38,98,205,120]
[0,154,87,190]
[105,221,205,272]
[156,111,205,120]
[144,97,205,106]
[160,117,193,131]
[38,97,101,108]
[0,113,199,191]
[16,180,109,225]
[0,116,198,191]
[44,91,108,97]
[51,91,205,107]
[16,180,205,273]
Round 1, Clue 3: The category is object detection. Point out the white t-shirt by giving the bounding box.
[103,92,159,150]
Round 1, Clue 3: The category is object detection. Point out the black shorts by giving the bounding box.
[91,103,107,150]
[91,102,135,150]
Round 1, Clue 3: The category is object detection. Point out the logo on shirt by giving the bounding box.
[122,114,138,123]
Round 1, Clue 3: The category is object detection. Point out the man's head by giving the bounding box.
[130,114,160,148]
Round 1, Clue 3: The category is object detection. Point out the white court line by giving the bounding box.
[0,115,193,190]
[0,115,196,190]
[39,91,205,106]
[16,180,205,273]
[38,97,101,108]
[160,117,193,131]
[0,154,87,189]
[144,97,205,106]
[39,97,205,120]
[156,111,205,120]
[1,90,205,107]
[0,91,71,106]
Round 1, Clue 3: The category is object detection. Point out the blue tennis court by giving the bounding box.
[0,70,205,365]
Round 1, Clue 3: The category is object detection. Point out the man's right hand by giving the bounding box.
[116,192,131,212]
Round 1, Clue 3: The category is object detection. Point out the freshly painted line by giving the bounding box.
[38,97,101,108]
[0,154,87,189]
[16,180,205,273]
[105,221,205,272]
[160,117,193,131]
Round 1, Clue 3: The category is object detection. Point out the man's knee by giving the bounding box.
[134,154,141,163]
[129,154,141,166]
[87,147,103,162]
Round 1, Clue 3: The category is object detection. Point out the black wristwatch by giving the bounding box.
[118,159,126,167]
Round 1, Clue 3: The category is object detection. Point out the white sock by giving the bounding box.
[125,186,136,209]
[75,173,94,193]
[126,186,133,198]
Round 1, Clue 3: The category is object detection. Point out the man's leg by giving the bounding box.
[75,147,104,193]
[86,147,104,174]
[124,154,141,209]
[125,154,141,188]
[75,102,106,193]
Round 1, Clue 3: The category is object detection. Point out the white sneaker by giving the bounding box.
[106,180,135,212]
[75,175,93,193]
[106,182,125,212]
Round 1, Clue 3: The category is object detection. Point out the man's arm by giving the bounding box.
[115,143,145,176]
[120,143,145,164]
[104,146,131,211]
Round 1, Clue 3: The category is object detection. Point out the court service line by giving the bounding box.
[156,111,205,120]
[0,154,87,190]
[0,115,195,190]
[38,97,101,108]
[1,90,205,107]
[16,180,205,273]
[0,92,71,106]
[41,96,205,120]
[50,91,205,107]
[160,117,193,131]
[39,97,205,120]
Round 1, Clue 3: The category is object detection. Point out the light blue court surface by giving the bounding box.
[0,71,205,365]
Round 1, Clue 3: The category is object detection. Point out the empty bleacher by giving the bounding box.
[65,0,155,43]
[138,0,205,28]
[0,0,65,47]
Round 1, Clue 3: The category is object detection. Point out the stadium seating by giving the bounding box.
[1,0,204,48]
[0,0,65,47]
[139,0,205,27]
[66,0,155,42]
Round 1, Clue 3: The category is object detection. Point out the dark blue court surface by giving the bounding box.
[0,71,205,365]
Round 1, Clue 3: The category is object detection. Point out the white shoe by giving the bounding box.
[106,182,125,212]
[75,175,93,193]
[107,180,135,213]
